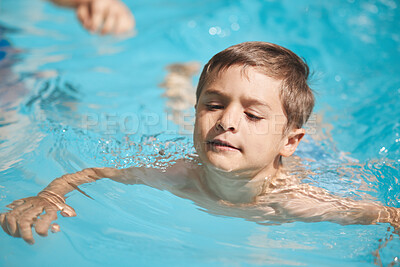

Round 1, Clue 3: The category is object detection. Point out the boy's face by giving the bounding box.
[194,65,292,177]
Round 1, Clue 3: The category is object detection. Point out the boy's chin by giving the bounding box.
[198,149,247,173]
[209,163,237,173]
[204,156,242,173]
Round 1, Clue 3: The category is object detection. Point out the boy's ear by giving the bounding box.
[280,128,305,157]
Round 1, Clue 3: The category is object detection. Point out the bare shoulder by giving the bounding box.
[129,157,201,191]
[165,157,200,175]
[163,158,202,187]
[260,170,335,205]
[264,170,301,193]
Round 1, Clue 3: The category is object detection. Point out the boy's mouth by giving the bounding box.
[206,139,241,151]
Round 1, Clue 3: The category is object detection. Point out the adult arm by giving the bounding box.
[48,0,135,35]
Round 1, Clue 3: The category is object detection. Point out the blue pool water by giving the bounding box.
[0,0,399,266]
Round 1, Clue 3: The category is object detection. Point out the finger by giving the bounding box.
[0,213,11,236]
[114,18,129,35]
[89,1,108,32]
[6,199,25,209]
[115,13,135,35]
[51,0,92,7]
[4,202,33,237]
[60,204,76,217]
[51,223,61,233]
[5,213,20,237]
[35,209,57,237]
[10,202,33,216]
[101,11,116,35]
[16,205,43,239]
[18,220,35,245]
[71,0,92,5]
[114,15,126,35]
[76,4,91,30]
[6,203,17,209]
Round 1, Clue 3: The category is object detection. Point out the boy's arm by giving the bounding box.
[272,185,400,230]
[0,167,136,244]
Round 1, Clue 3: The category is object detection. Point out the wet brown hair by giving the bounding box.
[196,41,314,132]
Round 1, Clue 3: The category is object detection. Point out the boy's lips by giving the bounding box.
[206,139,241,151]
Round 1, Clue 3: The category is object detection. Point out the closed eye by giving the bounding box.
[245,112,263,121]
[206,104,224,110]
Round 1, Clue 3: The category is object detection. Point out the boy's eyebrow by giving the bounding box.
[203,89,226,97]
[203,89,272,110]
[244,98,272,111]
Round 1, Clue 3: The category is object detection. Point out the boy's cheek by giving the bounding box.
[196,115,217,134]
[247,123,271,136]
[273,114,288,133]
[192,129,205,152]
[249,116,286,136]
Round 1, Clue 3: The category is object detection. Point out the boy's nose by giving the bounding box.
[216,108,240,133]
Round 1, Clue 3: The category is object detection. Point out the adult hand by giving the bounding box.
[76,0,135,35]
[0,191,75,244]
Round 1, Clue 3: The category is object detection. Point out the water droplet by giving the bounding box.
[231,23,240,31]
[209,27,218,35]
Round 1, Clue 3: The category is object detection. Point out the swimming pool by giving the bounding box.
[0,0,399,265]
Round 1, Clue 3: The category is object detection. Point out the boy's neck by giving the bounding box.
[201,162,281,204]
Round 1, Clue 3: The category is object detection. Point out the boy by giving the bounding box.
[1,42,399,244]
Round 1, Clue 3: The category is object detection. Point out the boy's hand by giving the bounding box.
[76,0,135,35]
[388,208,400,233]
[0,191,75,245]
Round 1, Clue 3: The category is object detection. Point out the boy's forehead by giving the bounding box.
[205,65,283,93]
[208,65,281,85]
[199,65,286,110]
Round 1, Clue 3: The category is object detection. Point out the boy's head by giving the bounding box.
[193,42,315,177]
[196,41,314,132]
